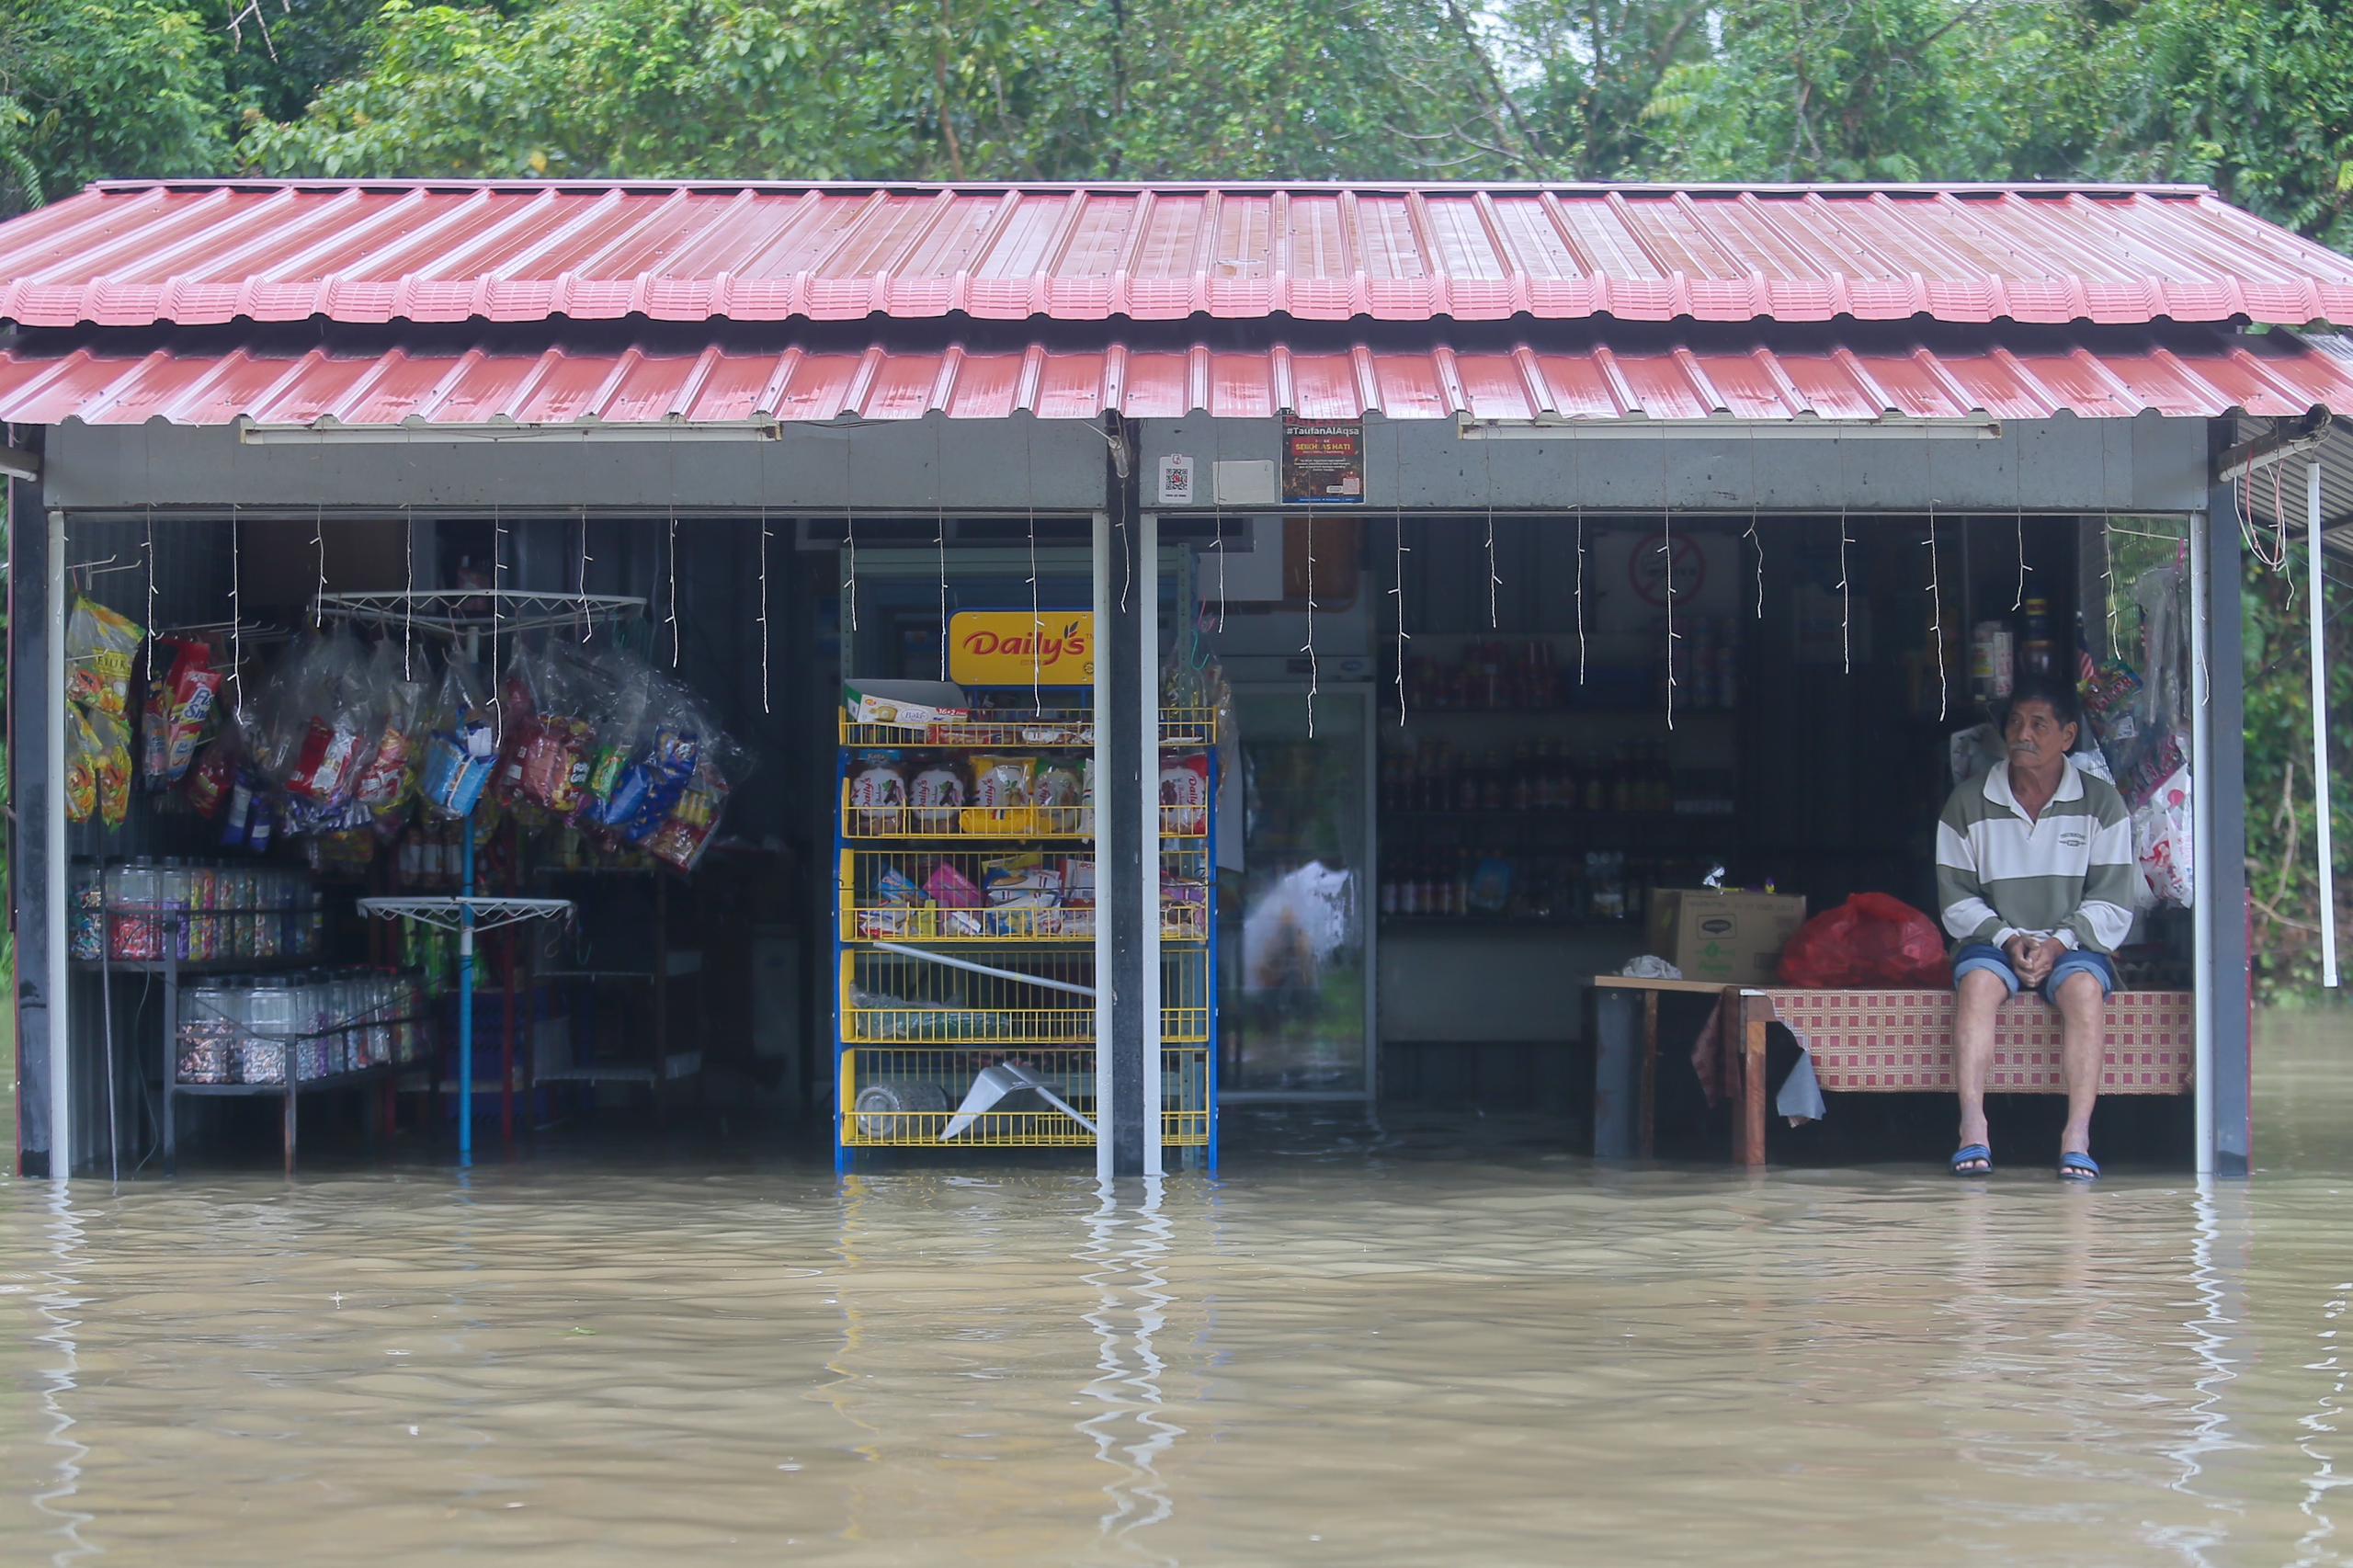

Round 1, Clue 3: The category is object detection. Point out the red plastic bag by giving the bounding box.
[1775,892,1952,988]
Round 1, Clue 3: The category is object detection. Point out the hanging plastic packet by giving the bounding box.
[515,642,604,814]
[646,756,731,874]
[183,736,235,819]
[90,710,133,828]
[421,658,501,819]
[64,708,100,824]
[65,596,143,718]
[353,638,429,814]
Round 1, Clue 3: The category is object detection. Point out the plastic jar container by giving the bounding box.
[177,982,234,1084]
[237,978,292,1085]
[106,859,162,961]
[69,859,104,962]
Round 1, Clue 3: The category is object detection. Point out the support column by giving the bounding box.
[8,482,55,1175]
[2200,469,2253,1175]
[42,506,70,1177]
[1094,474,1159,1178]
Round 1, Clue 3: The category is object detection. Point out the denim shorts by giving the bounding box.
[1952,940,2118,1005]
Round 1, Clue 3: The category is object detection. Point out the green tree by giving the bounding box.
[0,0,233,213]
[2086,0,2353,251]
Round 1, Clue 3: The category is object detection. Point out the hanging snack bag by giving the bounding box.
[353,639,429,814]
[140,648,175,788]
[91,710,133,828]
[183,736,235,819]
[64,709,101,824]
[65,597,143,719]
[647,756,731,874]
[421,659,501,819]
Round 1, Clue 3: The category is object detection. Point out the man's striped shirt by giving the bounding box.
[1935,756,2136,955]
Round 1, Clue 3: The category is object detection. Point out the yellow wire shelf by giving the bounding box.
[843,949,1211,1045]
[839,1047,1210,1149]
[838,706,1217,751]
[839,793,1209,842]
[839,848,1206,944]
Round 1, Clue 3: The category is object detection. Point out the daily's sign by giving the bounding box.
[949,610,1095,687]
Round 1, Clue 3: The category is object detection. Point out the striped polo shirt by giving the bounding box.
[1935,756,2136,956]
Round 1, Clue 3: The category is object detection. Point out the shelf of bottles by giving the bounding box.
[833,704,1217,1167]
[1377,634,1742,933]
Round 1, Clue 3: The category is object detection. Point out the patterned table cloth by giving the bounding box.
[1760,988,2194,1094]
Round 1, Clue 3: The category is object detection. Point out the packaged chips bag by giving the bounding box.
[64,708,101,823]
[66,597,143,719]
[352,638,429,815]
[421,658,501,819]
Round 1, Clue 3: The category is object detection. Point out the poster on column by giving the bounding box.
[1281,416,1364,505]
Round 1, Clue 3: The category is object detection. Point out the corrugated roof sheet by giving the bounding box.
[3,324,2346,426]
[3,180,2350,330]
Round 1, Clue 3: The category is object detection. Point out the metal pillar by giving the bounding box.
[9,481,55,1174]
[42,507,69,1177]
[1094,493,1156,1178]
[2198,469,2254,1175]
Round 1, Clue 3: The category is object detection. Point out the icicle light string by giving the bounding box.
[229,504,244,723]
[2014,510,2029,612]
[1211,495,1227,633]
[1392,438,1408,726]
[841,437,859,634]
[576,506,594,642]
[1745,506,1764,620]
[935,426,949,683]
[313,505,327,629]
[1483,439,1499,629]
[1837,506,1852,676]
[758,506,773,716]
[1926,505,1948,722]
[143,505,156,669]
[2101,516,2121,658]
[1574,506,1586,686]
[1662,506,1677,733]
[1302,517,1319,739]
[665,506,680,669]
[402,506,415,678]
[1025,419,1041,718]
[491,503,506,744]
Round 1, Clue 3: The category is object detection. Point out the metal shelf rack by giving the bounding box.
[831,705,1219,1171]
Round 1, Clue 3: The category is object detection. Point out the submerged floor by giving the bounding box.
[1,1014,2347,1567]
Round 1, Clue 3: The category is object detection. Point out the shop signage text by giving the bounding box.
[949,610,1095,687]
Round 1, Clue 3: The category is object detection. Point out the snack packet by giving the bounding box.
[66,597,143,718]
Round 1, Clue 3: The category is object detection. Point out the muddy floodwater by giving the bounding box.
[2,1013,2348,1567]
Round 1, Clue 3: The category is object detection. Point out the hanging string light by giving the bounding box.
[576,505,594,643]
[1574,506,1586,687]
[758,506,773,716]
[841,440,859,635]
[1662,506,1677,733]
[2100,514,2120,657]
[934,426,949,683]
[402,506,415,678]
[1745,506,1764,620]
[143,504,156,670]
[312,505,327,629]
[1837,506,1853,676]
[665,506,680,669]
[1926,505,1949,722]
[1483,438,1499,630]
[1025,421,1042,718]
[2013,509,2029,612]
[1302,516,1319,739]
[491,502,506,744]
[229,504,244,723]
[1211,494,1227,634]
[1391,514,1410,728]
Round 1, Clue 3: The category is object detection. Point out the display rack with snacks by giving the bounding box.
[832,699,1219,1169]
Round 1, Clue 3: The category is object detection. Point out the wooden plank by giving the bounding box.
[1590,975,1730,995]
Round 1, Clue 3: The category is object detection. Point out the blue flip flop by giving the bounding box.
[1950,1143,1993,1177]
[2057,1152,2101,1182]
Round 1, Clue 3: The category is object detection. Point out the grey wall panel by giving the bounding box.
[42,417,1110,514]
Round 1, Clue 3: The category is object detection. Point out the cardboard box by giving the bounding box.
[1646,889,1809,986]
[843,678,969,732]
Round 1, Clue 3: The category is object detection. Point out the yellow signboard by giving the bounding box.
[948,610,1095,687]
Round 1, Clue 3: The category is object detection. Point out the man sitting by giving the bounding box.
[1933,675,2135,1181]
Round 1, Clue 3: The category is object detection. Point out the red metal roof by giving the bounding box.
[3,180,2350,330]
[2,324,2345,426]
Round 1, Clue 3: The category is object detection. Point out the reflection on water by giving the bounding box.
[0,1014,2347,1566]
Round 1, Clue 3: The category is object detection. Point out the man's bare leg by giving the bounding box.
[1953,969,2010,1169]
[2052,971,2105,1159]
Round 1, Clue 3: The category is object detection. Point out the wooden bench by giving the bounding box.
[1593,978,2195,1167]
